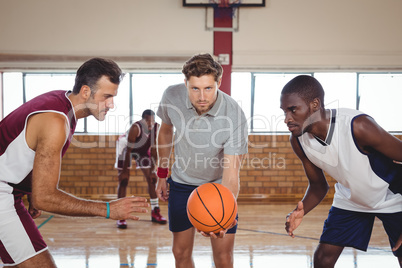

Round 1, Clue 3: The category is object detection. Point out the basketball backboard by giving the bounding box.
[183,0,265,7]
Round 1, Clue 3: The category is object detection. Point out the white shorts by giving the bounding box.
[0,185,48,266]
[114,136,152,170]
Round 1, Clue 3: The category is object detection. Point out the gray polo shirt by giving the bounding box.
[157,83,248,185]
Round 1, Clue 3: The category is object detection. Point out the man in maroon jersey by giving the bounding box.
[0,58,149,267]
[115,109,167,228]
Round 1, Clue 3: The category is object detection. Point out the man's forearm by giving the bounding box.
[222,176,240,199]
[221,154,243,199]
[122,149,131,173]
[33,188,107,217]
[300,182,329,215]
[157,125,174,168]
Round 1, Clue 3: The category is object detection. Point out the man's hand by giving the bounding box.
[156,178,169,202]
[28,202,42,219]
[285,201,305,238]
[198,219,238,239]
[109,196,149,220]
[27,194,42,219]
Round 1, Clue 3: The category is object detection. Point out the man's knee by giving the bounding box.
[314,248,330,268]
[172,245,192,261]
[313,243,342,268]
[213,251,233,267]
[17,249,56,268]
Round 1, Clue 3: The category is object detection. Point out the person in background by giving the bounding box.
[115,109,167,229]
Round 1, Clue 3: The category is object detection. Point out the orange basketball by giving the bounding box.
[186,183,237,234]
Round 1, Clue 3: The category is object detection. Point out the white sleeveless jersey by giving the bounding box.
[298,108,402,213]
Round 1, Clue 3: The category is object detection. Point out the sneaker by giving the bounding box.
[151,207,167,224]
[116,220,127,229]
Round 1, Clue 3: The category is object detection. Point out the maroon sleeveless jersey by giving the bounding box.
[0,90,77,194]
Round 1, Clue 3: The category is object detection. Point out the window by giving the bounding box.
[3,72,23,117]
[313,72,357,110]
[231,72,252,127]
[131,73,184,124]
[252,73,309,132]
[2,71,402,133]
[358,73,402,132]
[24,73,75,101]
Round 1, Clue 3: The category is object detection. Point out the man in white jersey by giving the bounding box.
[280,75,402,267]
[0,58,149,267]
[156,53,248,268]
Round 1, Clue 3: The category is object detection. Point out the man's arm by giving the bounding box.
[149,124,159,172]
[121,123,140,178]
[221,154,244,199]
[353,115,402,161]
[285,135,329,237]
[353,116,402,251]
[27,193,41,219]
[28,113,148,220]
[156,122,174,201]
[290,135,329,213]
[199,153,243,239]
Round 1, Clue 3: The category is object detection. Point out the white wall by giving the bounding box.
[0,0,401,70]
[235,0,402,70]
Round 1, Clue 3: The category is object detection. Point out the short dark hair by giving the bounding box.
[142,109,155,119]
[182,53,223,82]
[281,75,325,107]
[72,57,123,94]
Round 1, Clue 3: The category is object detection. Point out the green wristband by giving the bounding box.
[106,202,110,219]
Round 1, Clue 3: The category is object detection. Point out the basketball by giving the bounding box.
[186,182,237,234]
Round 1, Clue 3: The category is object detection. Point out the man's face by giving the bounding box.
[185,74,221,115]
[280,93,316,137]
[87,75,118,121]
[143,115,155,131]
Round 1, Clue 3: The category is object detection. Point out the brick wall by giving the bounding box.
[59,134,352,203]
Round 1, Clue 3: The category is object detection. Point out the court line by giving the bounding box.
[237,228,391,252]
[37,215,54,229]
[119,263,157,266]
[238,228,316,240]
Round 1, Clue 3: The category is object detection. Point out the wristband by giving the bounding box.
[106,202,110,219]
[157,167,169,178]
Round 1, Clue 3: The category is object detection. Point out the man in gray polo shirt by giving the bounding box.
[156,53,248,268]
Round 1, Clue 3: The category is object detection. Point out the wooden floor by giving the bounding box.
[1,203,400,268]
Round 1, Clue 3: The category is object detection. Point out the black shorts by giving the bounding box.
[167,177,238,233]
[320,206,402,256]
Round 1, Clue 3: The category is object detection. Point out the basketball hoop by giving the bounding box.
[183,0,265,32]
[209,0,241,18]
[218,0,230,8]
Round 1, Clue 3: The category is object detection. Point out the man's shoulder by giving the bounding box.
[336,108,366,124]
[160,83,187,111]
[165,83,186,95]
[337,108,363,116]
